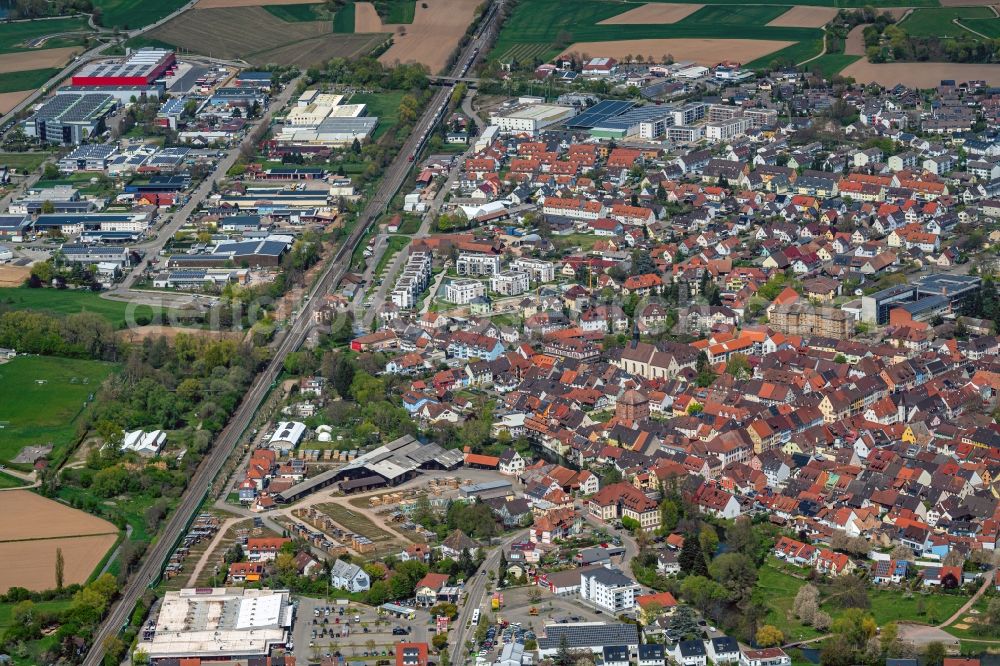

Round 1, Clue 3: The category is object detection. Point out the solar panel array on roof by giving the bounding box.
[537,624,640,650]
[592,105,672,131]
[565,100,635,129]
[35,94,115,122]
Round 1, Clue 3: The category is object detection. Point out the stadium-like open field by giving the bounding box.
[0,355,116,465]
[767,5,839,27]
[493,0,824,68]
[356,0,480,73]
[148,6,386,65]
[598,3,703,25]
[0,490,118,592]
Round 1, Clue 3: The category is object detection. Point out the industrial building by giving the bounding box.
[9,186,95,215]
[274,435,462,503]
[860,274,981,324]
[72,48,175,88]
[275,89,378,149]
[137,587,293,665]
[23,93,117,145]
[489,103,577,135]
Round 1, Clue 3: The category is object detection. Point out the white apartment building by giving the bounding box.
[490,270,530,296]
[445,278,485,304]
[706,117,751,143]
[391,251,432,308]
[457,252,501,277]
[511,257,555,282]
[579,566,639,613]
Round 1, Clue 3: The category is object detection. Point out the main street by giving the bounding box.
[81,4,503,663]
[449,530,527,666]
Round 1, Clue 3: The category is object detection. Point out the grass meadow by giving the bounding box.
[0,17,89,53]
[0,355,115,464]
[0,287,169,328]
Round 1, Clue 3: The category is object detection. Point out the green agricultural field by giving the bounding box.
[350,90,405,138]
[654,0,938,6]
[491,0,824,68]
[0,17,90,53]
[93,0,189,30]
[960,15,1000,39]
[802,53,861,77]
[0,355,116,464]
[382,0,415,23]
[0,68,61,94]
[900,6,995,38]
[333,2,356,33]
[264,3,327,22]
[0,599,72,629]
[681,4,789,25]
[0,287,170,328]
[0,470,25,488]
[0,151,50,173]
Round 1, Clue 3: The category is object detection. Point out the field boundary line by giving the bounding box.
[0,531,119,544]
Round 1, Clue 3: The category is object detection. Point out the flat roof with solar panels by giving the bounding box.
[590,105,673,133]
[565,100,635,129]
[72,48,175,87]
[537,623,640,656]
[34,93,115,123]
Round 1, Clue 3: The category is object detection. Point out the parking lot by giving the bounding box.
[465,585,607,663]
[293,596,434,665]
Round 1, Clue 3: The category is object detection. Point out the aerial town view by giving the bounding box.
[4,0,1000,664]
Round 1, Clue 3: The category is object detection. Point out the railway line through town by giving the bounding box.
[81,4,504,664]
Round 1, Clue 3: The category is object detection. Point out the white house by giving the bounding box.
[672,640,707,666]
[707,637,740,664]
[579,566,639,613]
[330,559,371,593]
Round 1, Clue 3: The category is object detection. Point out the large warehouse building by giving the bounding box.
[23,93,117,145]
[137,587,293,665]
[275,435,462,503]
[71,48,176,87]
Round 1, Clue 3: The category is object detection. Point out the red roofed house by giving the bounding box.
[814,548,855,577]
[245,537,290,562]
[589,482,661,531]
[415,573,451,606]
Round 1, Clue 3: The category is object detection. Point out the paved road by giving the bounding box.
[81,6,502,664]
[449,530,527,666]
